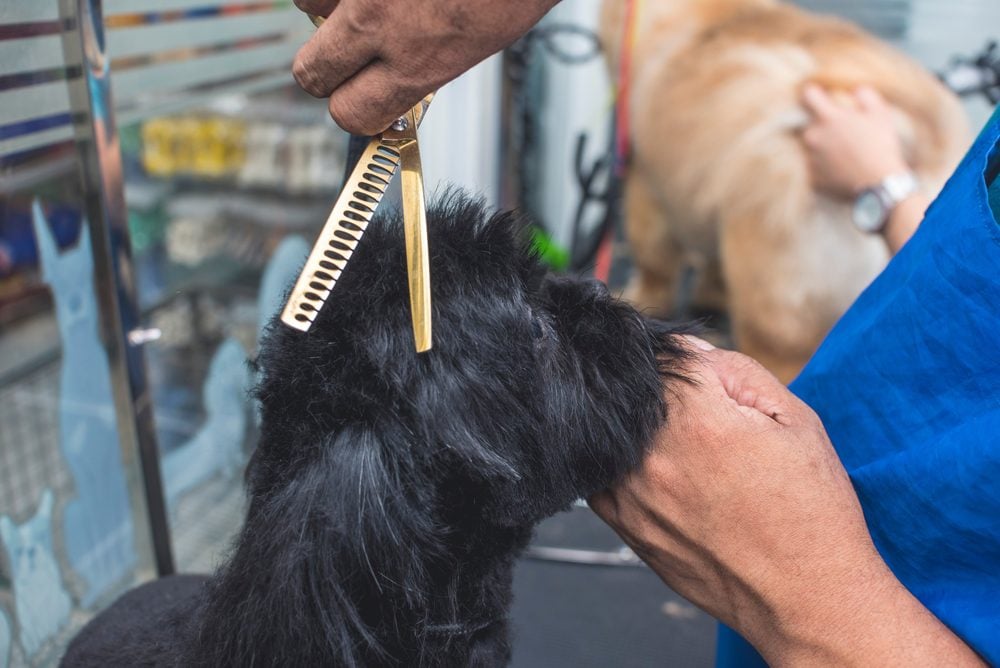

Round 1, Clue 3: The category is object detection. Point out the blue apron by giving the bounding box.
[717,107,1000,666]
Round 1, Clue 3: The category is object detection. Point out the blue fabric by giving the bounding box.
[716,107,1000,667]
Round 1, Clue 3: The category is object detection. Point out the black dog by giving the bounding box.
[63,193,689,667]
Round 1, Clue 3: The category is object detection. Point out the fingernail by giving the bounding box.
[682,335,715,351]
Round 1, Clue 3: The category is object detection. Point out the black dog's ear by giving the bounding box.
[187,424,444,666]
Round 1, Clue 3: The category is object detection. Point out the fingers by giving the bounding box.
[854,85,887,113]
[327,62,424,134]
[668,340,766,418]
[705,348,814,426]
[673,340,809,429]
[293,8,377,100]
[292,0,338,17]
[679,334,715,352]
[800,123,823,149]
[801,83,840,121]
[803,83,889,118]
[291,0,425,132]
[673,340,807,426]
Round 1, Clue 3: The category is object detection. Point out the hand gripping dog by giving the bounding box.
[282,13,435,352]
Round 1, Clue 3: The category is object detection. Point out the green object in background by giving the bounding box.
[119,123,143,159]
[128,207,167,254]
[529,226,569,271]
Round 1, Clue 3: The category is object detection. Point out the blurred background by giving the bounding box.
[0,0,998,666]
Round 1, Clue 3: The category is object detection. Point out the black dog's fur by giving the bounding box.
[63,193,688,667]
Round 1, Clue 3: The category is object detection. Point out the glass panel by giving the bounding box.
[1,10,159,666]
[119,83,348,571]
[105,1,309,126]
[0,154,159,668]
[0,175,163,626]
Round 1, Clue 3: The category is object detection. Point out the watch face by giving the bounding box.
[853,191,885,233]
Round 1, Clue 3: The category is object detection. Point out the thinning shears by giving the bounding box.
[281,13,434,352]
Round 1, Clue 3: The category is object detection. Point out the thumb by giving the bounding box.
[587,490,617,523]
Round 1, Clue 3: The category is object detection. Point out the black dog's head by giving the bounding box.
[193,193,688,666]
[254,193,686,524]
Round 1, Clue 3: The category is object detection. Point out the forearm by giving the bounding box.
[881,192,932,255]
[750,562,984,667]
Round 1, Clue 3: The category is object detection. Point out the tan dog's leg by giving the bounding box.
[621,173,684,318]
[692,257,728,315]
[719,216,821,385]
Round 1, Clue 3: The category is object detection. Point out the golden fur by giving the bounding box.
[602,0,970,381]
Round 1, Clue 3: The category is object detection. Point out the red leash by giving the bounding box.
[595,0,640,284]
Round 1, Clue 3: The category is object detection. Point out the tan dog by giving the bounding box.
[601,0,970,382]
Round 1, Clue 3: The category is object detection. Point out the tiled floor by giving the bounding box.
[512,508,716,667]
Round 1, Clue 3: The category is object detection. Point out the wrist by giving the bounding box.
[710,539,884,661]
[852,170,919,235]
[745,555,984,667]
[880,191,930,253]
[756,565,901,666]
[853,161,910,197]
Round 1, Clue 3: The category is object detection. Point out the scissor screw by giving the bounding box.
[391,117,409,131]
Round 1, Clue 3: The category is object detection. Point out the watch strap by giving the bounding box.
[878,171,920,208]
[854,170,920,234]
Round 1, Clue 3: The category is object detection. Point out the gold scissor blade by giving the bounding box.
[397,130,432,352]
[280,137,400,331]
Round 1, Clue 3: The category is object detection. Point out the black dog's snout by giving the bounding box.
[540,275,609,299]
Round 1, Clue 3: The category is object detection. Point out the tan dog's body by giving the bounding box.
[602,0,970,381]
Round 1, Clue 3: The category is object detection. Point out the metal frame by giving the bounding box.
[58,0,175,575]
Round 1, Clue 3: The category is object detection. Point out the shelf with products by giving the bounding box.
[126,177,336,312]
[122,90,348,196]
[0,88,348,390]
[119,88,348,307]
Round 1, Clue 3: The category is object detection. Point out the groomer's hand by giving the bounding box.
[292,0,560,134]
[800,84,909,198]
[590,340,984,667]
[800,84,930,253]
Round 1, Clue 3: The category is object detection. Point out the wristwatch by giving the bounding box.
[852,171,920,234]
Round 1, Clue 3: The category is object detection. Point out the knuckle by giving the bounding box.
[291,56,320,97]
[351,0,387,27]
[800,404,825,430]
[641,450,678,488]
[344,4,375,33]
[328,97,373,134]
[293,56,332,99]
[718,348,761,373]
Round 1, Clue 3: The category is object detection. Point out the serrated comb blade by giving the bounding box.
[280,138,400,331]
